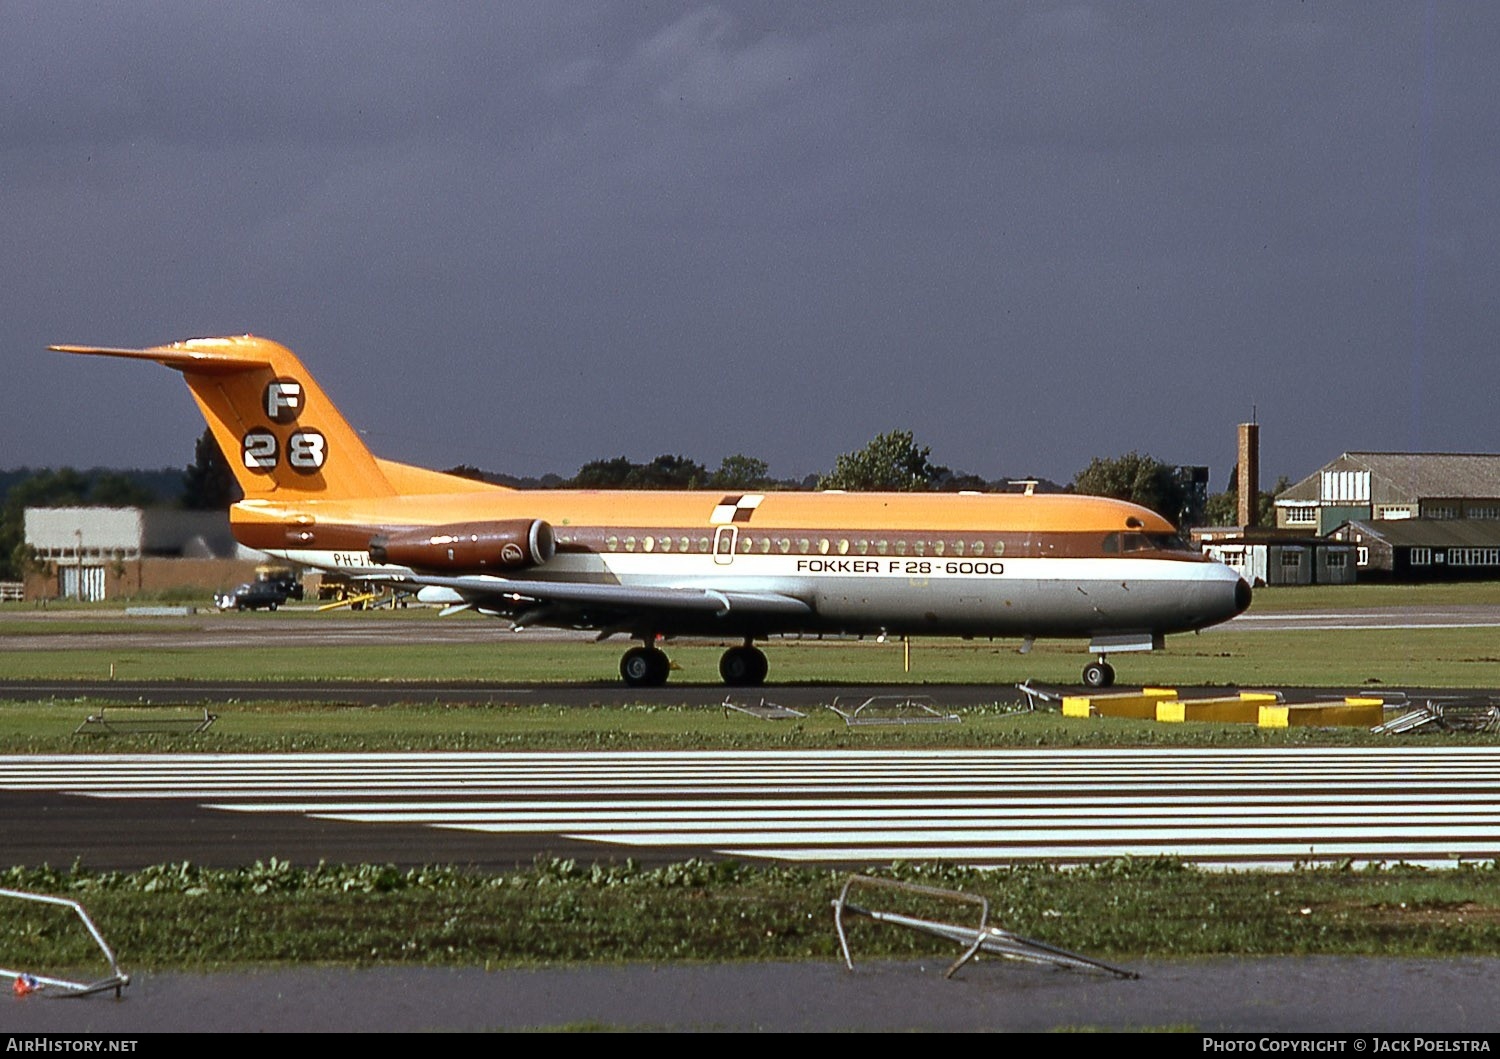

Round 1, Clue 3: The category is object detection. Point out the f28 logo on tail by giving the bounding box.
[264,379,304,423]
[242,429,327,474]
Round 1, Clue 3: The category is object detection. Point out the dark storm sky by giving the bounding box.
[4,2,1497,490]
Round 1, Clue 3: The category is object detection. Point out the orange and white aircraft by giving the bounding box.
[54,335,1251,688]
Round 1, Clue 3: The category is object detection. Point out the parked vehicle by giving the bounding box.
[216,580,288,612]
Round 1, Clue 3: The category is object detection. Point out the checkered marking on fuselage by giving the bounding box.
[709,494,765,524]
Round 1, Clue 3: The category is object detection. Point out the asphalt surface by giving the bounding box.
[8,958,1500,1032]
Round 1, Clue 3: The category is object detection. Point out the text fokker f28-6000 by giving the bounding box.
[54,335,1252,688]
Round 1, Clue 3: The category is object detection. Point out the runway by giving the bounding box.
[6,747,1500,870]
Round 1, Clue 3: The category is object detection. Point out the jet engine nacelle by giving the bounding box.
[369,519,556,572]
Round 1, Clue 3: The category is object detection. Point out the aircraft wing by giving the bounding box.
[383,573,814,620]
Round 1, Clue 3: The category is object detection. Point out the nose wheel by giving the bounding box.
[621,645,671,687]
[1081,660,1116,688]
[719,644,769,686]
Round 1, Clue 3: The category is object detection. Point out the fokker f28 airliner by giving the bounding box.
[54,336,1251,688]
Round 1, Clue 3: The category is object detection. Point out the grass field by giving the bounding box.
[4,578,1500,688]
[7,858,1500,969]
[3,621,1500,688]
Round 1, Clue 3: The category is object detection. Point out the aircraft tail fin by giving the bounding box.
[52,335,400,501]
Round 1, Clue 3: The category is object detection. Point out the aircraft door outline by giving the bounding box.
[713,526,737,565]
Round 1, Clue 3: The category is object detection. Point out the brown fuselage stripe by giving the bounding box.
[233,521,1211,563]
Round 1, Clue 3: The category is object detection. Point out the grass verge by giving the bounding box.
[5,857,1500,971]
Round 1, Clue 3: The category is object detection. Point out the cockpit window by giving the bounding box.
[1146,533,1194,552]
[1109,531,1194,554]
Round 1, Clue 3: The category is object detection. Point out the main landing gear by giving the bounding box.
[719,642,769,687]
[617,639,769,688]
[1081,659,1116,689]
[620,644,671,687]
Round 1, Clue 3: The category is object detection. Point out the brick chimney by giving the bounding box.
[1237,422,1259,528]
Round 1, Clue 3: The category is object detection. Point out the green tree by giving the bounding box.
[571,456,636,489]
[1204,473,1288,527]
[1072,451,1190,524]
[628,455,707,490]
[709,454,771,491]
[0,468,93,580]
[818,430,939,491]
[441,464,489,482]
[181,428,242,510]
[571,455,709,490]
[89,472,158,508]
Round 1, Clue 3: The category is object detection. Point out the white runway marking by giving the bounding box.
[4,749,1500,867]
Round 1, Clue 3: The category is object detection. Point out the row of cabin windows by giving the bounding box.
[558,532,1193,557]
[566,534,1010,557]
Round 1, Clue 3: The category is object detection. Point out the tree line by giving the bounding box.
[0,426,1267,581]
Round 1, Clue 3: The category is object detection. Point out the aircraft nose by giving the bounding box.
[1235,577,1253,615]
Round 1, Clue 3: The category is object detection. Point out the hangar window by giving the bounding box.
[1411,548,1431,566]
[1357,547,1369,566]
[1280,551,1302,568]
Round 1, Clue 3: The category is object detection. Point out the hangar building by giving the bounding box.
[1274,453,1500,535]
[23,506,265,601]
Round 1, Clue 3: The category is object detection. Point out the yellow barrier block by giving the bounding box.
[1239,692,1281,703]
[1065,690,1178,720]
[1061,696,1094,718]
[1259,703,1387,728]
[1344,696,1385,707]
[1159,697,1264,725]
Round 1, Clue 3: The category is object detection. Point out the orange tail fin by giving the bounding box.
[52,335,397,501]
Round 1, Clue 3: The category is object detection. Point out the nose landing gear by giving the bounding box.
[1081,659,1116,688]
